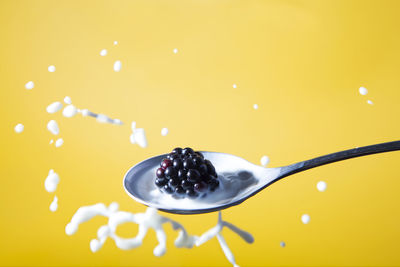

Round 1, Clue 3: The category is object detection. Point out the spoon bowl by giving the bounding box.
[124,140,400,214]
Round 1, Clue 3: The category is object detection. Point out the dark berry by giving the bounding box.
[187,169,201,183]
[193,156,205,166]
[185,188,197,198]
[178,169,187,179]
[209,179,219,191]
[195,152,204,159]
[155,178,167,187]
[163,184,173,194]
[183,147,194,156]
[198,164,208,175]
[172,147,183,155]
[173,158,183,169]
[205,160,216,175]
[167,153,179,161]
[168,178,179,188]
[175,186,185,194]
[161,159,172,169]
[183,158,195,169]
[165,166,177,179]
[194,182,207,192]
[156,168,165,178]
[181,179,192,190]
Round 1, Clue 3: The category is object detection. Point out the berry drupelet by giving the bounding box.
[155,147,220,198]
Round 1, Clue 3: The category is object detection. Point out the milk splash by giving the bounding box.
[66,202,253,267]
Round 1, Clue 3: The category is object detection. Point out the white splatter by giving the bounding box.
[113,60,122,72]
[62,105,78,118]
[301,214,310,224]
[55,138,64,148]
[46,102,63,114]
[66,203,253,267]
[44,169,60,193]
[96,114,109,123]
[47,120,59,135]
[25,81,34,90]
[50,139,54,144]
[260,155,269,167]
[131,128,148,148]
[113,41,118,45]
[50,196,58,212]
[253,104,258,110]
[48,65,56,73]
[161,128,169,136]
[14,123,24,133]
[232,84,237,89]
[359,87,368,95]
[367,100,373,105]
[100,49,107,56]
[64,96,72,104]
[317,181,327,192]
[173,48,178,54]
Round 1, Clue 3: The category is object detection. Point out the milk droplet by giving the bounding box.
[49,139,54,144]
[65,223,77,235]
[90,239,101,252]
[367,100,373,105]
[232,84,237,89]
[64,96,72,104]
[113,41,118,45]
[96,114,109,123]
[260,155,269,166]
[359,87,368,95]
[161,128,169,136]
[47,120,59,135]
[45,169,60,193]
[173,48,178,54]
[133,128,148,148]
[113,60,122,72]
[48,65,56,72]
[62,105,78,118]
[81,109,89,116]
[100,49,107,56]
[301,214,310,224]
[131,121,136,131]
[253,104,258,110]
[50,196,58,212]
[113,119,122,125]
[55,138,64,147]
[46,102,63,113]
[25,81,34,90]
[317,181,327,192]
[14,123,24,133]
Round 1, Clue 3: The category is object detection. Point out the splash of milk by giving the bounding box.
[173,48,178,54]
[44,169,60,193]
[301,214,310,224]
[100,49,107,56]
[359,87,368,95]
[130,122,148,148]
[316,181,327,192]
[50,195,58,212]
[66,203,253,267]
[260,155,269,167]
[14,123,24,133]
[64,96,72,105]
[161,128,169,136]
[47,120,59,135]
[25,81,34,90]
[232,84,237,89]
[48,65,56,72]
[55,138,64,147]
[46,102,63,113]
[253,104,258,110]
[62,105,78,118]
[113,61,122,72]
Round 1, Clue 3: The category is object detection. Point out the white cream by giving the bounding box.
[161,128,169,136]
[301,214,310,224]
[14,123,24,133]
[47,120,59,135]
[46,102,63,113]
[44,169,60,193]
[62,105,78,117]
[359,87,368,95]
[66,203,253,267]
[48,65,56,72]
[113,60,122,72]
[50,195,58,212]
[260,155,269,166]
[55,138,64,147]
[64,96,72,104]
[316,181,327,192]
[100,49,107,56]
[25,81,34,90]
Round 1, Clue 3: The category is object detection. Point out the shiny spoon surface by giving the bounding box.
[123,140,400,215]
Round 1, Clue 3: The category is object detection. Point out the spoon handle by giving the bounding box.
[279,140,400,178]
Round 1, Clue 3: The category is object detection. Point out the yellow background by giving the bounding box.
[1,0,400,266]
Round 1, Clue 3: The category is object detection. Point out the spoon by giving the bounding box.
[123,140,400,215]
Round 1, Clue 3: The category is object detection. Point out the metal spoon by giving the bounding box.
[123,140,400,215]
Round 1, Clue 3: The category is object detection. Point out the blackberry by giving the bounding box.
[155,147,220,198]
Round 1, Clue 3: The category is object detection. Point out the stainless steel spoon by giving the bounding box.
[123,140,400,215]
